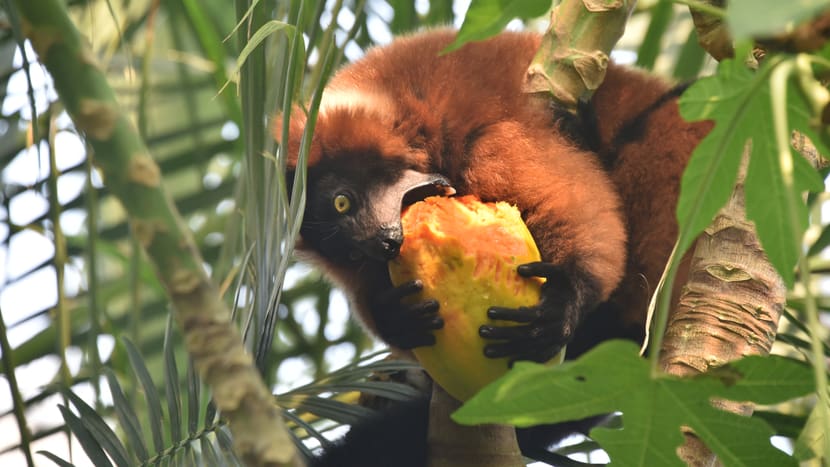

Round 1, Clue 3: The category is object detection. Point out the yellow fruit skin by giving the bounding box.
[388,195,559,401]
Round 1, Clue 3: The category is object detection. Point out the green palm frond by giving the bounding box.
[46,318,235,466]
[45,318,424,466]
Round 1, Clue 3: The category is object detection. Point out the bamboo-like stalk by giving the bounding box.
[11,1,300,466]
[524,0,636,112]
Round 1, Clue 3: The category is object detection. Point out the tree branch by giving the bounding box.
[524,0,636,112]
[11,1,300,465]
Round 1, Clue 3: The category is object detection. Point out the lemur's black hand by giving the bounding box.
[479,261,599,364]
[373,280,443,350]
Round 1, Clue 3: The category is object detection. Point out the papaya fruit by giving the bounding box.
[388,195,563,401]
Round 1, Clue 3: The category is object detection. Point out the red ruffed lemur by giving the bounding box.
[279,29,712,466]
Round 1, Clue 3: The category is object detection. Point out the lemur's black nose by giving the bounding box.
[378,228,403,259]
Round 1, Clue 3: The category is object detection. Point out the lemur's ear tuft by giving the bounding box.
[272,107,306,141]
[272,106,313,168]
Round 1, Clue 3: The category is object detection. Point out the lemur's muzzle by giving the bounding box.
[361,171,456,261]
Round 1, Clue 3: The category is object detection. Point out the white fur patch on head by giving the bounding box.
[319,87,394,118]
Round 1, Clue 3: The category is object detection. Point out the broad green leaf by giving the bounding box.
[754,411,808,439]
[795,404,827,461]
[710,353,819,403]
[728,0,830,39]
[676,56,751,258]
[678,55,825,286]
[445,0,550,52]
[455,341,813,466]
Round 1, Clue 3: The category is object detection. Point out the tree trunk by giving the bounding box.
[427,384,524,467]
[660,150,785,466]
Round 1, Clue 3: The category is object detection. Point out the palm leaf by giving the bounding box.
[105,369,149,461]
[45,315,426,466]
[123,339,166,453]
[62,391,132,467]
[56,404,115,467]
[46,319,244,466]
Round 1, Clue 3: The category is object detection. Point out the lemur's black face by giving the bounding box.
[297,157,453,265]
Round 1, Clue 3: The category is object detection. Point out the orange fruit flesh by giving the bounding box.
[388,195,561,401]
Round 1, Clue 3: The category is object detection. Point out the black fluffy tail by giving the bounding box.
[310,396,430,467]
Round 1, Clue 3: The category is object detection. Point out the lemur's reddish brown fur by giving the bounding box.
[281,29,711,357]
[280,29,712,466]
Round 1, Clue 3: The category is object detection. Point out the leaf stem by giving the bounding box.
[773,56,830,462]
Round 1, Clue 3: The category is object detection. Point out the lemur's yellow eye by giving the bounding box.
[333,194,351,214]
